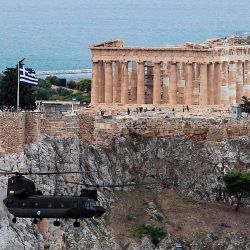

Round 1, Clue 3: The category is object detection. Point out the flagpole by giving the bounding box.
[17,58,25,110]
[17,61,20,110]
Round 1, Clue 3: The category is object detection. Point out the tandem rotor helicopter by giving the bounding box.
[0,168,159,227]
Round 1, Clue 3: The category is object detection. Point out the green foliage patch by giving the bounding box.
[240,96,250,114]
[196,232,207,242]
[77,79,91,92]
[223,170,250,211]
[137,224,167,246]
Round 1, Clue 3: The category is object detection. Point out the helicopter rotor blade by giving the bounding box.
[0,168,10,172]
[26,170,98,176]
[0,170,98,176]
[63,180,162,188]
[0,171,14,175]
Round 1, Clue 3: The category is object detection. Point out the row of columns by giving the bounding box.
[91,60,250,106]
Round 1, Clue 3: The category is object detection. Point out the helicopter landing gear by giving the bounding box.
[33,218,38,224]
[53,220,60,227]
[73,220,80,227]
[12,217,17,223]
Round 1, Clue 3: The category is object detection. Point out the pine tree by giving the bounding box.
[0,66,36,110]
[223,171,250,211]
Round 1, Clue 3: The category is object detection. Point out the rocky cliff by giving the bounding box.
[0,133,249,249]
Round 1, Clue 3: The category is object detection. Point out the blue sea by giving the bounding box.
[0,0,250,72]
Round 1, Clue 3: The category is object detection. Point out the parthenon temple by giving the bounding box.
[90,36,250,106]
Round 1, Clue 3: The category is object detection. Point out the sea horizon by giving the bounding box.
[1,0,250,72]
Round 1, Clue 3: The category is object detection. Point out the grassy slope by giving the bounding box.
[108,188,250,247]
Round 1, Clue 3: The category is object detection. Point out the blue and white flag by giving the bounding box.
[19,64,38,85]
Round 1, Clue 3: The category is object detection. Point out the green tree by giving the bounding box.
[223,171,250,211]
[67,80,77,89]
[45,76,62,87]
[240,96,250,115]
[0,67,36,110]
[77,79,91,92]
[38,78,52,89]
[56,87,72,96]
[33,79,52,100]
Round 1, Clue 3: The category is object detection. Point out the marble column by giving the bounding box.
[98,61,105,103]
[228,62,237,104]
[199,63,208,107]
[91,61,99,104]
[244,60,250,97]
[145,63,154,104]
[130,62,137,103]
[137,62,145,104]
[214,62,222,105]
[220,62,229,105]
[153,62,161,105]
[121,62,129,104]
[193,64,200,105]
[236,61,244,103]
[185,63,193,106]
[177,62,185,104]
[113,62,122,103]
[207,63,214,105]
[162,63,169,104]
[104,61,113,104]
[169,63,177,105]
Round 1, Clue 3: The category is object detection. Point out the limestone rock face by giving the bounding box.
[190,233,250,250]
[0,134,249,249]
[140,237,155,250]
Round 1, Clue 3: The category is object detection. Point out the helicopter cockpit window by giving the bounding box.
[73,201,78,208]
[84,201,90,208]
[84,200,97,208]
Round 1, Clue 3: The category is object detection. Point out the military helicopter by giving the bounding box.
[0,169,159,227]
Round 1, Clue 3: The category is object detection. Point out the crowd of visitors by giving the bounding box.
[97,105,195,118]
[0,106,35,112]
[0,106,17,112]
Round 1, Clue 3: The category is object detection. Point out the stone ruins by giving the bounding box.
[90,36,250,106]
[1,107,249,155]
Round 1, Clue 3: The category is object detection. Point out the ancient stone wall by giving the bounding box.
[0,113,25,155]
[0,110,249,155]
[25,112,41,144]
[40,112,79,137]
[0,111,96,155]
[76,110,96,143]
[94,116,250,146]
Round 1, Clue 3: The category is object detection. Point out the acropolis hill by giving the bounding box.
[0,37,250,250]
[1,36,250,156]
[90,36,250,106]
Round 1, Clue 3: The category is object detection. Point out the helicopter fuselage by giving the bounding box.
[3,195,106,219]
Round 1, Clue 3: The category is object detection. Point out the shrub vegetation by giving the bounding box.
[223,170,250,211]
[137,224,167,246]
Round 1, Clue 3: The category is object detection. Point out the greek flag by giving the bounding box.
[19,64,38,85]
